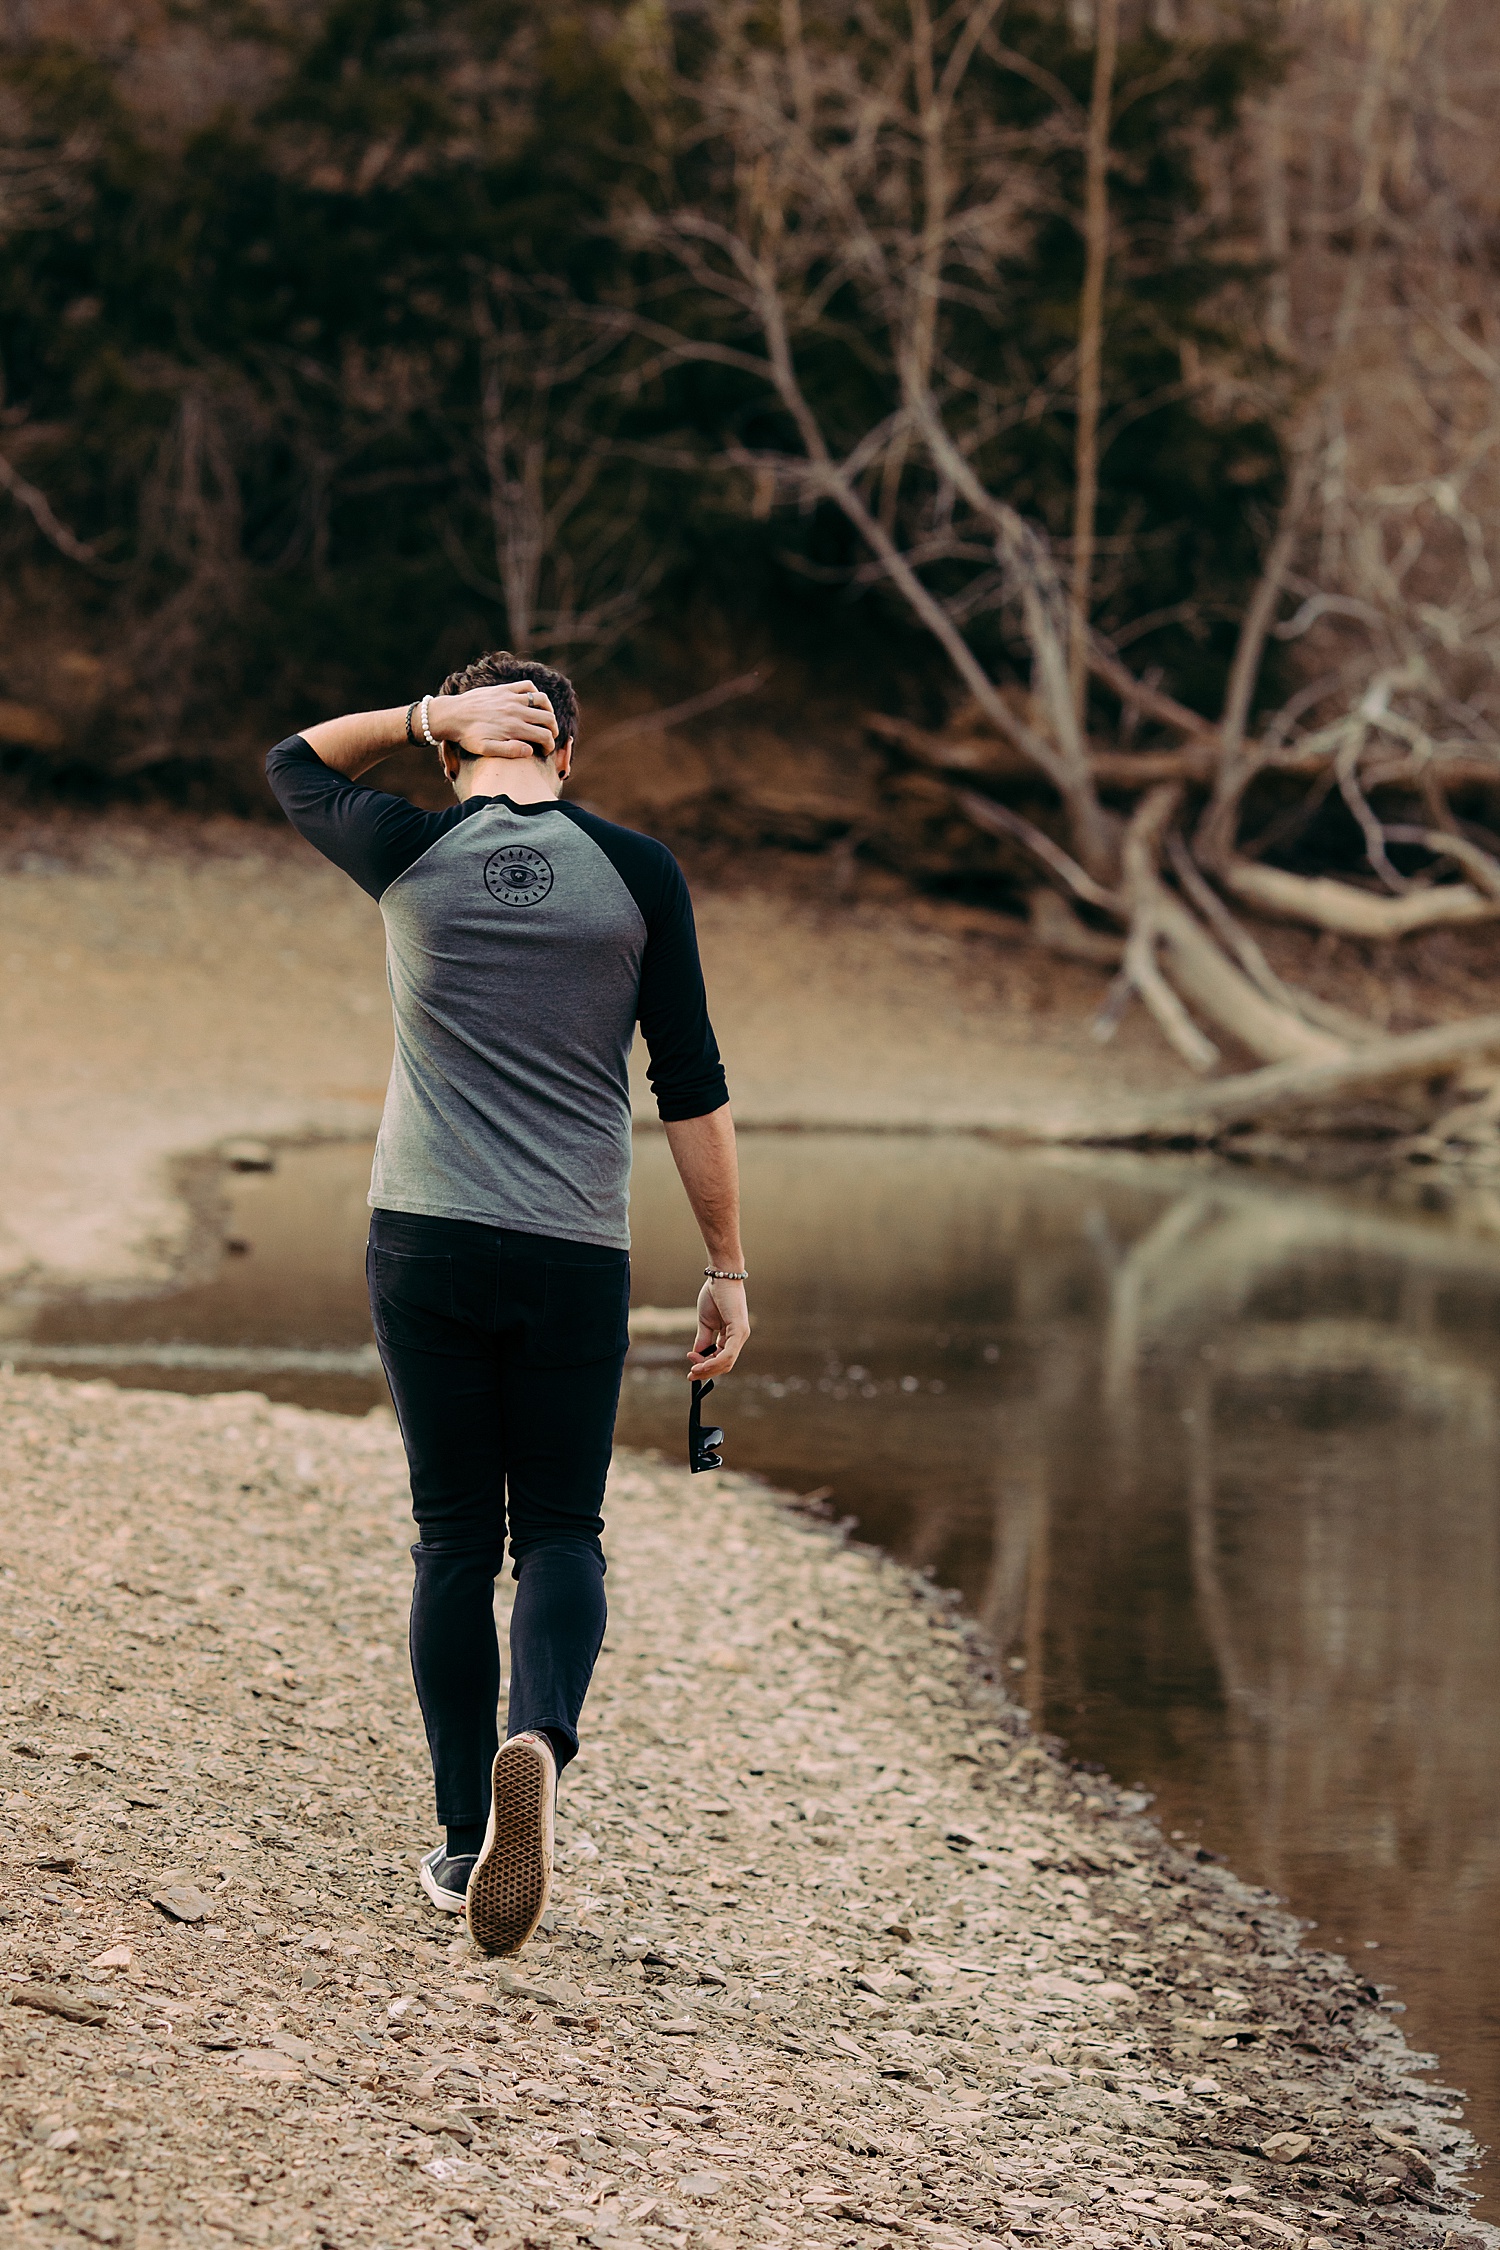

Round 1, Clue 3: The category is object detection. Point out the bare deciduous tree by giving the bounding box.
[1068,0,1119,722]
[616,0,1500,1135]
[445,274,660,667]
[618,0,1116,871]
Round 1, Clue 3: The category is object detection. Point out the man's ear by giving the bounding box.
[555,738,574,782]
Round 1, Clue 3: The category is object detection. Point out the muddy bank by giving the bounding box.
[0,821,1187,1300]
[0,1372,1484,2249]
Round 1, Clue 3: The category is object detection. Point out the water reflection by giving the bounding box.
[1085,1182,1500,2178]
[8,1134,1500,2188]
[626,1139,1500,2191]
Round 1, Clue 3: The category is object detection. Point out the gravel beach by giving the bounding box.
[0,1372,1484,2250]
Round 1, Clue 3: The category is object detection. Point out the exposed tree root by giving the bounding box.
[870,719,1499,1136]
[1121,788,1347,1070]
[1028,890,1124,966]
[1222,859,1500,937]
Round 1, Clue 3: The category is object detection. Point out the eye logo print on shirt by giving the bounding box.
[483,845,555,908]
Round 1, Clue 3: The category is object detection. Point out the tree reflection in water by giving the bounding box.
[640,1140,1500,2188]
[1086,1182,1500,2179]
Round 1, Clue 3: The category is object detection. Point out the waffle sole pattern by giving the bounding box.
[465,1735,555,1957]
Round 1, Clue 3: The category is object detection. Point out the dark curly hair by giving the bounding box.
[438,650,578,759]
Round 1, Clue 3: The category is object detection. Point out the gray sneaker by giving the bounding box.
[466,1731,557,1957]
[418,1845,477,1914]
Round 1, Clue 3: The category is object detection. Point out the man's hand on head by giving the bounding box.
[433,682,560,761]
[296,672,567,784]
[688,1277,750,1379]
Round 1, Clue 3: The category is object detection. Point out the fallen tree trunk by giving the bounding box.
[1058,1012,1500,1145]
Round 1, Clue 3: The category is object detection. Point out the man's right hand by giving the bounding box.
[432,683,560,761]
[688,1277,751,1379]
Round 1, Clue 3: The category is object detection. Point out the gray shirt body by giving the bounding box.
[267,739,728,1249]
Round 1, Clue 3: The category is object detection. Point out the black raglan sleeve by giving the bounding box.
[561,806,729,1121]
[265,736,460,902]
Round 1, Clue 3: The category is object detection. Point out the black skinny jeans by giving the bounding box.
[367,1208,629,1828]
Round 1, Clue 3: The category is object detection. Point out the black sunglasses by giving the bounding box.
[689,1378,725,1474]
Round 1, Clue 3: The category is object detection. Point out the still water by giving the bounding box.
[8,1134,1500,2188]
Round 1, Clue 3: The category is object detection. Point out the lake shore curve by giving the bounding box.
[0,1369,1484,2247]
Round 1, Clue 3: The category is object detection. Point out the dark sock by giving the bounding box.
[446,1822,484,1859]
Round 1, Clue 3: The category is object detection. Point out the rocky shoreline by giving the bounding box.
[0,1371,1487,2250]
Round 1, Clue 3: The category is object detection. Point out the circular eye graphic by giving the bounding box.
[483,845,554,907]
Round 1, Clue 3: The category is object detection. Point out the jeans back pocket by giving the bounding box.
[369,1247,456,1347]
[529,1256,630,1369]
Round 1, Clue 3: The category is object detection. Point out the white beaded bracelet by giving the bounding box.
[704,1268,749,1281]
[419,693,439,750]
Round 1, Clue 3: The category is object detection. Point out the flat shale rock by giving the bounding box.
[151,1886,213,1924]
[8,1986,110,2028]
[0,1370,1489,2249]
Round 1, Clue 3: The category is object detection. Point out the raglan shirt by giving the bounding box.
[266,736,728,1250]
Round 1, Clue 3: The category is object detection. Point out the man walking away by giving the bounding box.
[267,653,750,1954]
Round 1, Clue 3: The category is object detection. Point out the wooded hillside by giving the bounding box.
[4,1,1500,1131]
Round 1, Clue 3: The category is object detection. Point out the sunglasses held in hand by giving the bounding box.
[690,1378,724,1474]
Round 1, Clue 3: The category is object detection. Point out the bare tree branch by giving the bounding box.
[953,789,1120,913]
[1195,438,1320,870]
[0,452,106,569]
[1068,0,1119,722]
[588,668,770,750]
[1383,823,1500,901]
[905,383,1112,869]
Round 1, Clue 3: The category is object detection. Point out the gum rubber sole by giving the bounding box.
[465,1734,555,1957]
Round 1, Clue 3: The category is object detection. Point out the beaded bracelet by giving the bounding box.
[704,1268,749,1281]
